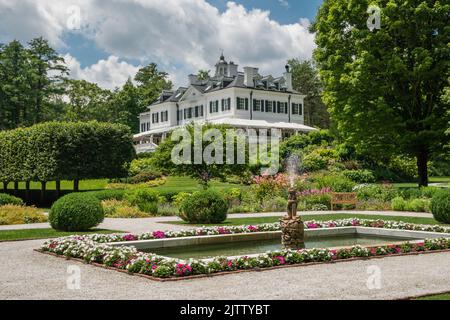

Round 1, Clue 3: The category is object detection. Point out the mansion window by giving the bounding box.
[265,100,274,113]
[209,100,219,113]
[152,113,159,123]
[277,102,288,114]
[184,107,193,119]
[160,110,168,122]
[194,105,204,118]
[292,103,303,115]
[221,98,231,111]
[236,97,249,110]
[253,99,261,112]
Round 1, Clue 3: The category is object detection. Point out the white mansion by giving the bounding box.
[134,54,316,153]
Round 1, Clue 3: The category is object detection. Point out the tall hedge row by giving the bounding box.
[0,121,136,191]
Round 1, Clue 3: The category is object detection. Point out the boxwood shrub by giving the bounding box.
[178,189,228,224]
[0,193,24,206]
[431,190,450,223]
[124,188,160,214]
[49,193,104,231]
[86,189,126,201]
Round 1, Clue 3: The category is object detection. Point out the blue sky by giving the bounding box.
[208,0,322,23]
[0,0,322,89]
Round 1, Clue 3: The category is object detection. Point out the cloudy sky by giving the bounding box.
[0,0,322,89]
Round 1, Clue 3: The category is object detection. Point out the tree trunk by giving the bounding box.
[14,181,19,195]
[417,149,428,187]
[25,181,30,203]
[56,180,61,199]
[40,181,47,205]
[3,181,8,192]
[73,179,79,192]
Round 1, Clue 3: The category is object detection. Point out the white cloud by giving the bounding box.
[0,0,316,88]
[278,0,290,8]
[64,54,140,90]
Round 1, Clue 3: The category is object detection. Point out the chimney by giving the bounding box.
[244,67,258,87]
[228,62,238,77]
[188,74,199,85]
[284,65,293,91]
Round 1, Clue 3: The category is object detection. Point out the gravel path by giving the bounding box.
[0,210,433,234]
[0,239,449,300]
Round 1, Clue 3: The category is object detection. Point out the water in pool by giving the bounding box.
[139,234,414,260]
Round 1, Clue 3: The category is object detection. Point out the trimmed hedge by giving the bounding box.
[178,189,228,224]
[49,193,104,231]
[0,121,135,190]
[431,190,450,223]
[0,193,24,206]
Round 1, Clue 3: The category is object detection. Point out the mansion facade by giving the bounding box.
[134,54,316,153]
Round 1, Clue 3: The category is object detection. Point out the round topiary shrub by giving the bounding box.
[178,189,228,224]
[431,190,450,223]
[0,193,24,206]
[49,193,104,231]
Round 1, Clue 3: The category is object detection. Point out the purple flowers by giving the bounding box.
[247,225,258,232]
[298,187,331,197]
[175,263,192,276]
[306,222,319,229]
[218,227,230,235]
[122,234,137,241]
[152,231,166,239]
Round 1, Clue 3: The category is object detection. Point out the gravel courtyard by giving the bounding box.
[0,211,449,300]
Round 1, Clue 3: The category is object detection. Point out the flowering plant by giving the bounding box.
[39,218,450,280]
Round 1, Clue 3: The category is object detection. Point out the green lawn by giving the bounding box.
[2,179,108,191]
[392,177,450,188]
[415,292,450,300]
[153,176,248,194]
[163,213,447,227]
[0,228,124,242]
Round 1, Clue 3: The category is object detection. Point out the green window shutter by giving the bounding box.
[221,99,224,111]
[245,98,249,110]
[228,98,231,110]
[277,102,280,113]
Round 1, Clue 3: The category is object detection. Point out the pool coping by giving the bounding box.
[109,227,450,262]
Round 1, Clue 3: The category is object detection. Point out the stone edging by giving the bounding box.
[34,248,450,283]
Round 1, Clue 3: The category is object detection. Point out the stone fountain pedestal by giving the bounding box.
[281,217,305,250]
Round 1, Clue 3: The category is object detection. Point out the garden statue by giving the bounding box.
[287,188,298,219]
[281,188,305,249]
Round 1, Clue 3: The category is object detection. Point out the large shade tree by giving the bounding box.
[313,0,449,186]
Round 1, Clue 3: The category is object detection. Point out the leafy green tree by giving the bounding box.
[197,69,211,81]
[288,59,330,128]
[151,124,248,188]
[134,63,172,108]
[63,79,113,122]
[313,0,450,186]
[0,40,32,129]
[27,37,68,124]
[108,78,141,132]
